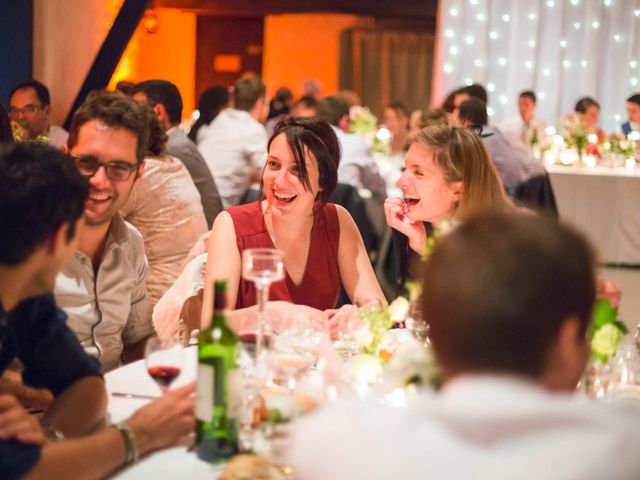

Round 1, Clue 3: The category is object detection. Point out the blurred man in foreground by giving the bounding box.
[289,212,640,479]
[0,142,194,480]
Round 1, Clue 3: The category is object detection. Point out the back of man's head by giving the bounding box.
[458,98,488,126]
[421,212,595,381]
[130,80,183,126]
[461,83,488,104]
[10,79,51,107]
[67,90,150,163]
[233,75,266,112]
[0,142,88,266]
[316,96,350,127]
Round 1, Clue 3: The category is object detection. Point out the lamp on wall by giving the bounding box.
[141,9,159,34]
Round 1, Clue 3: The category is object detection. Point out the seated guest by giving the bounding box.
[202,117,384,319]
[198,75,268,207]
[408,107,448,141]
[265,86,294,137]
[131,80,223,228]
[317,96,386,199]
[382,102,410,154]
[575,96,605,140]
[289,212,640,479]
[458,98,527,194]
[384,125,512,292]
[621,93,640,136]
[500,90,549,150]
[56,90,154,372]
[0,142,195,480]
[189,85,230,144]
[8,80,68,148]
[291,95,318,118]
[121,106,208,304]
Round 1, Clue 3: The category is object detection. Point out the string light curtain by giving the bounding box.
[434,0,640,132]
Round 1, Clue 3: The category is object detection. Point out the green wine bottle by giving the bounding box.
[195,280,240,462]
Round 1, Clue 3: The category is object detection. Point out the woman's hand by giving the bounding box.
[384,197,427,253]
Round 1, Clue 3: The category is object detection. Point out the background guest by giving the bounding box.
[408,107,448,141]
[131,79,223,227]
[458,98,527,195]
[622,93,640,136]
[575,96,605,140]
[8,79,68,148]
[189,85,230,144]
[382,102,410,154]
[291,95,318,118]
[198,75,268,207]
[121,105,208,304]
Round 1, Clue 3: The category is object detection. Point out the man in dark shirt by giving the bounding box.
[0,143,195,479]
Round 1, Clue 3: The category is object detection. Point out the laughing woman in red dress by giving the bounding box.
[201,117,384,321]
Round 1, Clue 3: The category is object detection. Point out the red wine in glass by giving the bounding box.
[148,365,181,388]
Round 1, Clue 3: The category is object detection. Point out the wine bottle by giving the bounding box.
[195,280,240,462]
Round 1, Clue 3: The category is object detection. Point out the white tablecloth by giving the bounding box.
[105,348,224,479]
[547,164,640,265]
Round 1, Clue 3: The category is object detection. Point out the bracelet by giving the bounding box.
[40,420,65,442]
[114,421,139,466]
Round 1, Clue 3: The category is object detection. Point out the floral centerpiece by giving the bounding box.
[561,113,590,162]
[590,279,627,364]
[348,106,389,155]
[11,119,49,143]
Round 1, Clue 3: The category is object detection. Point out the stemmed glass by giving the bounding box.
[145,337,183,395]
[241,248,285,358]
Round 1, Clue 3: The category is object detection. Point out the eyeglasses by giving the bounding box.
[9,104,42,117]
[71,154,141,182]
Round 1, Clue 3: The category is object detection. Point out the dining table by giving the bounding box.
[106,347,224,479]
[546,163,640,265]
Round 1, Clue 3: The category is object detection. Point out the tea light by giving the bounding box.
[553,135,565,147]
[559,150,578,165]
[628,131,640,141]
[626,158,636,170]
[584,154,597,167]
[544,149,556,166]
[587,133,598,144]
[545,125,557,136]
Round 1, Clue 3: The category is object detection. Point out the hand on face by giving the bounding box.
[384,196,427,249]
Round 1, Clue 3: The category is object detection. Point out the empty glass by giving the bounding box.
[241,248,285,358]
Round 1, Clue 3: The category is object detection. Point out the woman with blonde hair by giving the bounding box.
[408,107,448,140]
[384,125,512,290]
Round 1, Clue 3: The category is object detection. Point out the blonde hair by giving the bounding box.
[411,108,448,129]
[414,125,511,218]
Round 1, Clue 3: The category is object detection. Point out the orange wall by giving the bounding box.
[263,13,371,99]
[109,8,196,118]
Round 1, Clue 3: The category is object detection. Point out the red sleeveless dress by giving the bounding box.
[227,201,341,310]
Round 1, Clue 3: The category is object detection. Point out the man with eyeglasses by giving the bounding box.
[54,90,155,373]
[9,80,68,148]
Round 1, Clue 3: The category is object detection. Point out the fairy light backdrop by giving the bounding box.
[434,0,640,132]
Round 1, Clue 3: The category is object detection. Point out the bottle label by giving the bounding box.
[227,368,242,421]
[196,363,214,421]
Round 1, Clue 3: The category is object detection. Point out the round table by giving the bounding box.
[105,347,224,479]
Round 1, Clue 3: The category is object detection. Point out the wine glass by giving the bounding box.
[145,337,184,395]
[405,301,430,347]
[241,248,285,357]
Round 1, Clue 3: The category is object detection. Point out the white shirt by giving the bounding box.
[499,116,549,150]
[54,215,154,372]
[197,108,268,207]
[46,125,69,149]
[332,126,386,198]
[288,375,640,480]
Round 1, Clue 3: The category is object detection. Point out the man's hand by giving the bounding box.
[126,382,196,456]
[0,394,46,446]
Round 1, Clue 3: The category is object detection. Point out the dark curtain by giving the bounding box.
[340,28,435,117]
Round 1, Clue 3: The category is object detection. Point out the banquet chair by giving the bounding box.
[514,172,559,220]
[153,253,207,345]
